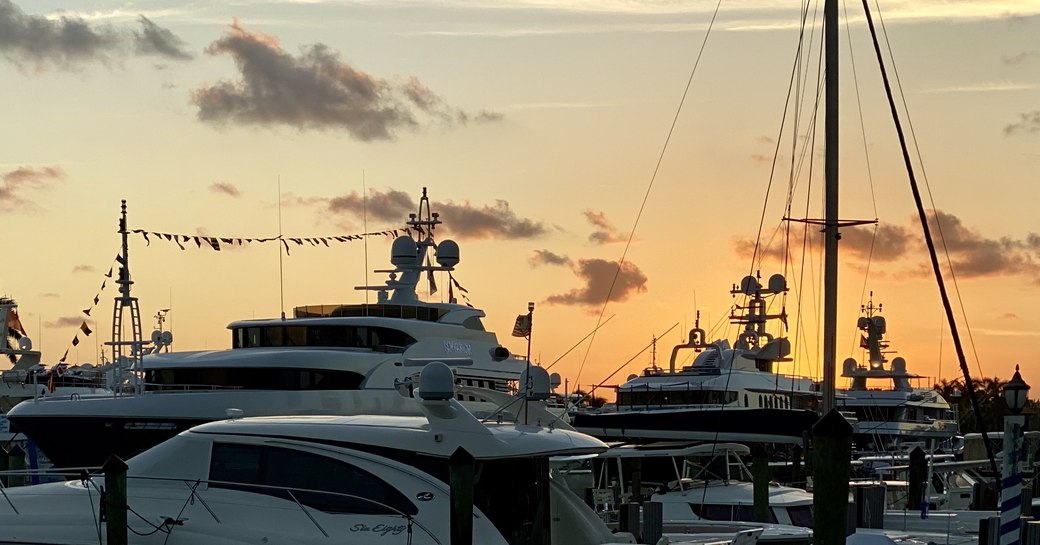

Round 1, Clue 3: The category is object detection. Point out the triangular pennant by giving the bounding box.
[83,308,91,316]
[281,239,290,256]
[80,322,92,336]
[207,238,220,251]
[105,266,113,278]
[142,232,150,246]
[320,238,330,247]
[100,280,106,290]
[163,233,173,241]
[115,254,126,265]
[221,238,233,244]
[61,349,68,363]
[71,335,80,347]
[194,236,203,248]
[93,295,100,305]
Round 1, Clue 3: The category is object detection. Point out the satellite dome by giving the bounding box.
[390,236,419,268]
[436,239,460,268]
[418,361,455,401]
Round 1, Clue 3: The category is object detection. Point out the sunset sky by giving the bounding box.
[2,0,1038,397]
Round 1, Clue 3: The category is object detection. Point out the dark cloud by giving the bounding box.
[1004,111,1040,136]
[191,21,501,141]
[755,135,774,145]
[751,153,773,164]
[999,312,1019,320]
[46,316,83,328]
[1003,51,1038,65]
[734,210,1040,283]
[840,224,914,262]
[71,264,95,273]
[133,15,193,60]
[0,165,65,210]
[529,250,572,267]
[927,209,1040,279]
[39,292,60,298]
[436,199,546,240]
[545,258,648,307]
[327,188,413,223]
[0,1,191,70]
[210,182,241,197]
[584,210,628,244]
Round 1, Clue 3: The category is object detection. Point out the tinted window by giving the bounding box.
[144,368,364,391]
[209,443,417,516]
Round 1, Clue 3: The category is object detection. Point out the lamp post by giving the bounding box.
[1000,365,1030,545]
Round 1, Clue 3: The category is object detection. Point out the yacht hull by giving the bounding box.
[572,407,818,444]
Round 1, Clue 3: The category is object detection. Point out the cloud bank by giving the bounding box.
[192,21,501,141]
[584,210,629,244]
[546,258,648,307]
[0,165,65,211]
[0,1,191,70]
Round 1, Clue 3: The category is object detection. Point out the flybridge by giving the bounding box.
[293,303,449,322]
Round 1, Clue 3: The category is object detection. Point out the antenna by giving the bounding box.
[362,171,369,311]
[277,177,285,320]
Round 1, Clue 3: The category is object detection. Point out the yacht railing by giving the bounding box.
[0,469,442,544]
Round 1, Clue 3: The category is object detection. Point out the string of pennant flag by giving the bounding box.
[57,253,121,364]
[129,227,419,255]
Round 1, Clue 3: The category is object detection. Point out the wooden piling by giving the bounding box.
[752,445,770,523]
[449,447,475,545]
[907,446,926,511]
[103,456,129,545]
[812,409,853,545]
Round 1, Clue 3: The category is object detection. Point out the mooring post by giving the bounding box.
[812,409,853,545]
[103,456,129,545]
[449,447,475,545]
[908,446,926,512]
[753,445,770,523]
[791,444,804,488]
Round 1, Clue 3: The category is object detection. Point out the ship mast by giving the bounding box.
[820,0,840,415]
[107,200,146,386]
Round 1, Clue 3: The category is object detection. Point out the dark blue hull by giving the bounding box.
[572,407,818,444]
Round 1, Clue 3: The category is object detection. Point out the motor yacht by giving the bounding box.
[0,362,627,545]
[6,189,533,468]
[838,296,959,453]
[572,274,818,445]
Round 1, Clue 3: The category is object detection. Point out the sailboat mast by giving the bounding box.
[821,0,840,414]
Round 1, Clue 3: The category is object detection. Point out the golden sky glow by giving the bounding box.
[2,0,1038,396]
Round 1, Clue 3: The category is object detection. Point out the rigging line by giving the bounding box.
[277,177,285,320]
[841,0,882,356]
[872,0,986,381]
[362,171,369,310]
[573,0,724,387]
[588,323,679,397]
[749,0,814,274]
[859,0,1000,483]
[545,315,615,371]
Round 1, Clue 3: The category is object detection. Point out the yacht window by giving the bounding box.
[144,368,364,391]
[284,326,306,346]
[209,443,417,516]
[462,316,486,331]
[247,328,262,348]
[744,394,749,407]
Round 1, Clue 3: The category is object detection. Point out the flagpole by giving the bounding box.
[524,301,534,423]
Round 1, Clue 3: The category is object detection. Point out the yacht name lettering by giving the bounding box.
[442,340,471,354]
[350,523,407,536]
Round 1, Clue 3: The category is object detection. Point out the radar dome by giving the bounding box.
[767,274,787,293]
[549,372,562,390]
[418,361,455,401]
[161,331,173,345]
[519,366,550,401]
[390,236,419,268]
[436,239,460,268]
[891,357,907,373]
[843,358,858,375]
[17,337,32,351]
[739,275,760,294]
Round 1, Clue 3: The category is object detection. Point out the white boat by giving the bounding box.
[0,362,617,545]
[2,298,110,443]
[572,275,818,445]
[0,362,770,545]
[839,296,959,453]
[7,189,533,468]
